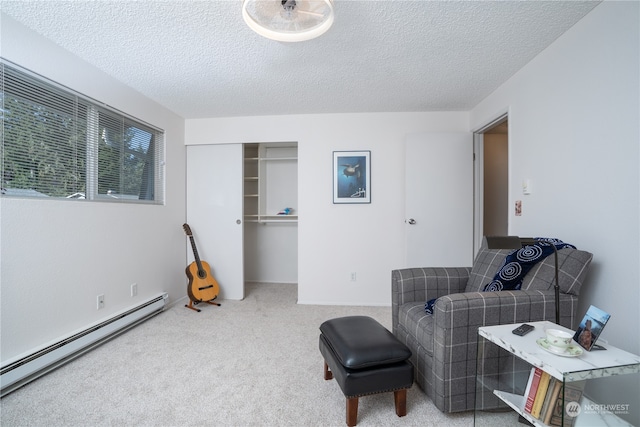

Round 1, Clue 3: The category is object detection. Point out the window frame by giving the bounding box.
[1,60,165,205]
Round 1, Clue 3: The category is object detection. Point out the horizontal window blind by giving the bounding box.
[1,61,165,204]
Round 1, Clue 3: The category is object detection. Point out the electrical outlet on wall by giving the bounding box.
[97,294,105,310]
[350,272,357,282]
[131,283,138,297]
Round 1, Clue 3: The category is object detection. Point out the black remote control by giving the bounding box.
[512,324,535,336]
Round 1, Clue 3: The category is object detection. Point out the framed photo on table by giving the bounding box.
[333,151,371,204]
[573,305,611,351]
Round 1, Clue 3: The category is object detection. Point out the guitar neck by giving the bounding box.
[188,236,204,273]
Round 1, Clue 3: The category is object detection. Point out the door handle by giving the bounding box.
[407,218,416,225]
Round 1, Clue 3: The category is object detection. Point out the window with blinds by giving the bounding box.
[1,61,164,203]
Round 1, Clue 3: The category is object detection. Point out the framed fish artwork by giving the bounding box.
[333,151,371,204]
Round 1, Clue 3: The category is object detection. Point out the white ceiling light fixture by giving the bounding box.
[242,0,335,42]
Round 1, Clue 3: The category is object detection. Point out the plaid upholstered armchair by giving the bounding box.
[391,237,593,413]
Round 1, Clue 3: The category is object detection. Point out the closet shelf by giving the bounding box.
[259,157,296,161]
[244,215,298,224]
[244,143,297,223]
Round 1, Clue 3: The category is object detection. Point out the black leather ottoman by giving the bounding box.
[319,316,414,426]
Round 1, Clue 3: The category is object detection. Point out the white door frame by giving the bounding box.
[473,132,485,256]
[472,112,509,256]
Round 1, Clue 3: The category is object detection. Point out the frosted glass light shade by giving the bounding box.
[242,0,335,42]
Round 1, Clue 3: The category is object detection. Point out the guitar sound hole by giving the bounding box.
[198,270,207,279]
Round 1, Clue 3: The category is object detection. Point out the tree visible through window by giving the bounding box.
[1,62,164,203]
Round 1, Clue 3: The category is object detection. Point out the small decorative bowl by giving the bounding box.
[545,328,573,350]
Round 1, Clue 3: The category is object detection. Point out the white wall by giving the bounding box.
[0,15,187,362]
[471,2,639,422]
[186,112,469,305]
[244,223,298,283]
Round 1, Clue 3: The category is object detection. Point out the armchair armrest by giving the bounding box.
[432,289,578,356]
[391,267,471,332]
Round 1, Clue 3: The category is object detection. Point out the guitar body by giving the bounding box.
[185,260,220,302]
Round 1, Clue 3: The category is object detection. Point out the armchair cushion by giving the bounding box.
[398,302,435,355]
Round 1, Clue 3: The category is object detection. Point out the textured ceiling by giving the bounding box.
[1,0,600,119]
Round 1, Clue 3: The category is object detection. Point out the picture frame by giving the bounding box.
[333,151,371,204]
[573,305,611,351]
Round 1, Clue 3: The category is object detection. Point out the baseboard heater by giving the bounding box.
[0,293,168,397]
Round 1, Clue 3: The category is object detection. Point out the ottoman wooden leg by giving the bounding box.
[346,397,358,426]
[394,389,407,417]
[324,361,333,380]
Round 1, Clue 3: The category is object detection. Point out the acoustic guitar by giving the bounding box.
[182,223,221,311]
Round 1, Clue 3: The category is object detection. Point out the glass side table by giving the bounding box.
[474,321,640,426]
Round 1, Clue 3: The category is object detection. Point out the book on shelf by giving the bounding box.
[548,381,586,427]
[531,371,551,418]
[542,379,563,425]
[522,367,536,401]
[524,367,543,413]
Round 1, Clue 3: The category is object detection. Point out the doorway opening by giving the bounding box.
[473,115,509,254]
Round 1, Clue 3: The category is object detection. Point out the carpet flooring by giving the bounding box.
[0,283,515,426]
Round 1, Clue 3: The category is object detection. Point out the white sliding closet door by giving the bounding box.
[186,144,244,300]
